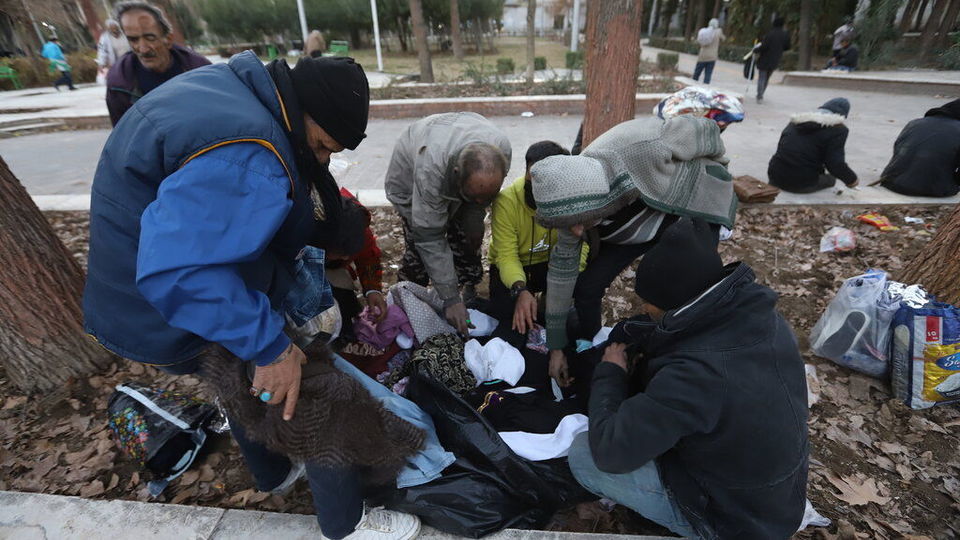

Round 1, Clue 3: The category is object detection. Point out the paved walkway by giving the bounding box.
[0,491,672,540]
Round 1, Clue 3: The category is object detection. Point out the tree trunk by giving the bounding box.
[899,205,960,306]
[77,0,102,45]
[397,16,409,52]
[694,0,707,36]
[408,0,434,83]
[935,0,960,50]
[0,157,112,394]
[797,0,813,70]
[683,0,695,40]
[450,0,465,60]
[915,0,931,31]
[900,0,921,33]
[526,0,536,84]
[920,0,948,58]
[712,0,721,18]
[583,0,644,147]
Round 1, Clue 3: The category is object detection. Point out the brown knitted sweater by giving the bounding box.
[199,342,425,485]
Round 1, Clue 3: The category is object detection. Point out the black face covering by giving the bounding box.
[523,177,537,210]
[266,59,341,236]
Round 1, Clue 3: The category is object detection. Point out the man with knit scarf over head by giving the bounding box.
[84,52,421,540]
[529,115,737,390]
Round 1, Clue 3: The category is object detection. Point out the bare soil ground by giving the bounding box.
[1,205,959,538]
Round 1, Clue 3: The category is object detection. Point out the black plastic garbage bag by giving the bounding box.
[377,374,594,538]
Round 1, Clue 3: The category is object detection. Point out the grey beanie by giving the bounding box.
[819,98,850,118]
[530,154,637,228]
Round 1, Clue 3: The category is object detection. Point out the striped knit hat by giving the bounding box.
[530,154,639,228]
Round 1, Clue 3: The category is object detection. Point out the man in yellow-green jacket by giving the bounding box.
[488,141,588,347]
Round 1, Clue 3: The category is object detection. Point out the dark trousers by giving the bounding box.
[771,173,838,194]
[488,262,549,348]
[398,215,483,288]
[757,69,773,98]
[53,70,75,90]
[573,242,655,341]
[693,61,716,84]
[156,359,364,539]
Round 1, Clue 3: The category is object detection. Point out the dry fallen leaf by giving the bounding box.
[825,471,891,506]
[198,464,216,483]
[106,473,119,491]
[171,486,197,505]
[79,480,105,498]
[3,396,27,410]
[180,470,200,486]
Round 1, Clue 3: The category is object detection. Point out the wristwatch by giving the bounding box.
[510,284,528,299]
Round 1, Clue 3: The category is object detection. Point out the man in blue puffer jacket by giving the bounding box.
[84,51,419,540]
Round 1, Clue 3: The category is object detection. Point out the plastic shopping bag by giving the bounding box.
[809,270,900,378]
[891,302,960,409]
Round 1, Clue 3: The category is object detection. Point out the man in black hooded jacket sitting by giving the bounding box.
[567,218,810,539]
[881,98,960,198]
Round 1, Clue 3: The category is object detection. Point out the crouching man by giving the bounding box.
[567,218,809,539]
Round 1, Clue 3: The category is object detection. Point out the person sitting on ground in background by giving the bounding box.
[767,97,858,193]
[825,38,858,71]
[318,188,387,328]
[880,99,960,198]
[41,36,76,91]
[107,1,210,126]
[832,16,856,57]
[385,112,512,335]
[96,19,131,76]
[487,141,588,348]
[567,217,810,540]
[530,113,737,390]
[694,18,725,85]
[755,17,790,104]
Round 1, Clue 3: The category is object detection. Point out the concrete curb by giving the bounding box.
[3,94,671,131]
[0,491,675,540]
[31,191,391,212]
[781,71,960,96]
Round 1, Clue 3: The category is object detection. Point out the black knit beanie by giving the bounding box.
[819,97,850,118]
[290,56,369,150]
[634,218,724,311]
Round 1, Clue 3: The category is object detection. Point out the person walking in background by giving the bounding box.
[755,17,790,104]
[96,19,131,76]
[41,36,76,91]
[832,16,856,57]
[305,30,327,58]
[694,18,725,85]
[881,99,960,197]
[768,98,858,193]
[107,1,210,125]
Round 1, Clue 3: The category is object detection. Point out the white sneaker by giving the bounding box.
[343,506,421,540]
[270,461,306,495]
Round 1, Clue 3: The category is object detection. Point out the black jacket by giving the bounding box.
[881,100,960,197]
[767,110,857,192]
[589,263,809,540]
[835,45,859,69]
[756,27,790,71]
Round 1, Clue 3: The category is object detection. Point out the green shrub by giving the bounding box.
[657,52,679,71]
[565,50,584,69]
[534,56,546,70]
[496,57,515,74]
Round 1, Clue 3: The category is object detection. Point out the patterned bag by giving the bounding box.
[108,383,215,496]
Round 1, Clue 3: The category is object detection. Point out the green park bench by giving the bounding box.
[0,65,23,90]
[328,40,349,56]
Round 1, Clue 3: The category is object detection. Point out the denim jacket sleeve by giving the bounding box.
[136,142,293,366]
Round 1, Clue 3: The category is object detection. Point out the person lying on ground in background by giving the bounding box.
[107,1,210,126]
[880,98,960,198]
[767,97,858,193]
[487,141,588,348]
[825,38,858,71]
[385,112,512,335]
[530,108,738,390]
[84,46,420,539]
[316,188,387,330]
[567,217,810,540]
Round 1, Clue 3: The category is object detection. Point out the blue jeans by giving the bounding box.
[157,359,363,540]
[693,61,715,84]
[567,433,697,538]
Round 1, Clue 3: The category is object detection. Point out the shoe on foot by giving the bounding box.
[269,461,305,495]
[343,506,421,540]
[756,96,764,104]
